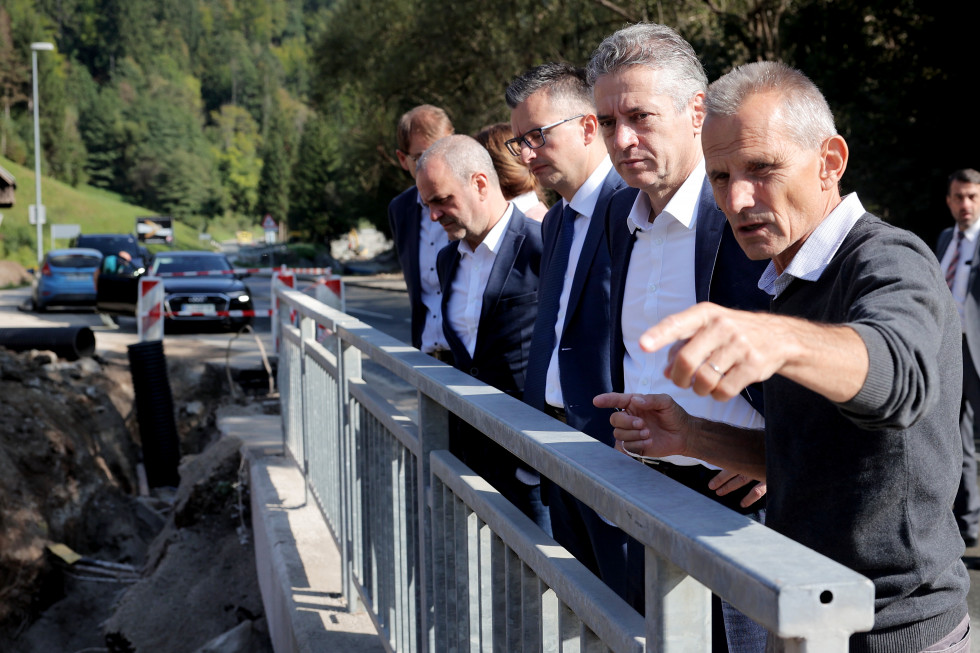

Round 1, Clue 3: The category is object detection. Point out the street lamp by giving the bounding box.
[31,41,54,264]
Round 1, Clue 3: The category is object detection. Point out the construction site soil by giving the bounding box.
[0,342,274,653]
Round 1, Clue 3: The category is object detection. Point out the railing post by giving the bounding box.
[299,315,315,498]
[417,393,450,653]
[647,546,711,651]
[338,326,363,613]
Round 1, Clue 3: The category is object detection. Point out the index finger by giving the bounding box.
[593,392,635,410]
[639,304,715,353]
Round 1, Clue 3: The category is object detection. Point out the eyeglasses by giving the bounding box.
[504,114,585,156]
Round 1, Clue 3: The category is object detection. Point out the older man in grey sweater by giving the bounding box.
[597,61,970,652]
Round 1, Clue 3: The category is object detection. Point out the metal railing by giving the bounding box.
[275,285,875,652]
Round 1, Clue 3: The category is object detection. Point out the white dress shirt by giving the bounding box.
[622,159,763,467]
[447,204,516,358]
[417,191,450,352]
[939,211,980,332]
[544,157,614,408]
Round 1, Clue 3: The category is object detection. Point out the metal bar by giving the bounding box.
[646,547,710,652]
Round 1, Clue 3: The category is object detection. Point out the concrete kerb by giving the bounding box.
[217,412,386,653]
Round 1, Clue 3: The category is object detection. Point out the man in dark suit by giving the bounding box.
[936,167,980,547]
[415,134,549,532]
[505,62,630,597]
[387,105,455,360]
[588,23,768,651]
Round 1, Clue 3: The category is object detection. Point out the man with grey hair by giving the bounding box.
[588,22,770,647]
[416,135,550,531]
[505,62,629,599]
[600,60,971,651]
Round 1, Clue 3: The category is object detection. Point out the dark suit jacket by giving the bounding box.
[523,168,626,446]
[606,178,769,412]
[937,227,980,372]
[437,209,543,478]
[388,186,428,349]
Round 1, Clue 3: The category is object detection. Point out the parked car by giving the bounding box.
[149,251,254,330]
[31,248,104,311]
[71,233,149,269]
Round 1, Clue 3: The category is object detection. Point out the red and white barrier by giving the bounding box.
[137,277,165,342]
[133,265,342,348]
[151,266,333,278]
[164,309,274,318]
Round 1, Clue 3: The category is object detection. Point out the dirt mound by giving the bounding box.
[0,343,272,652]
[0,260,32,287]
[0,347,141,627]
[103,435,271,653]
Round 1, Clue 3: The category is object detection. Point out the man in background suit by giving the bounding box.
[505,62,629,598]
[387,105,455,360]
[937,167,980,547]
[415,134,549,532]
[588,23,768,650]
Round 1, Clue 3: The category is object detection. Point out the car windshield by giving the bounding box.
[77,236,139,256]
[49,254,102,268]
[151,255,232,275]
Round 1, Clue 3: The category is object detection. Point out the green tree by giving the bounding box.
[288,112,352,242]
[256,95,295,230]
[0,7,29,158]
[208,104,263,217]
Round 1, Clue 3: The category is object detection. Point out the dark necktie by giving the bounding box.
[947,230,964,290]
[525,204,578,400]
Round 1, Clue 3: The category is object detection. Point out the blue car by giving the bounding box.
[31,248,104,312]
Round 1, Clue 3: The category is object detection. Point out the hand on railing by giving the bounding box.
[708,470,766,508]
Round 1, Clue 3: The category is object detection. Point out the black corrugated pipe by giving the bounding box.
[127,340,181,488]
[0,326,96,361]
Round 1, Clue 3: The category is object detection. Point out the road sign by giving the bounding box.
[28,204,46,225]
[261,214,277,230]
[136,216,173,244]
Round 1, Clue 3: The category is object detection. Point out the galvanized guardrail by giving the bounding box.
[275,284,875,652]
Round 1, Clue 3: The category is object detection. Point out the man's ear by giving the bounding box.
[396,149,410,172]
[472,171,490,199]
[820,135,848,190]
[582,114,599,146]
[690,92,706,134]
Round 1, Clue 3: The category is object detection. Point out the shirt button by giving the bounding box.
[648,284,657,292]
[640,378,649,386]
[654,237,664,245]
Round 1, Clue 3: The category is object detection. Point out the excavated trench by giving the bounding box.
[0,344,276,653]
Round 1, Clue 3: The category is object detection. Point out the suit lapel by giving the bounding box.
[560,181,613,334]
[406,194,423,302]
[936,227,953,260]
[477,211,525,357]
[693,178,723,304]
[439,243,471,367]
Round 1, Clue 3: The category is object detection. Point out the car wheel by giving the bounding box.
[33,298,45,313]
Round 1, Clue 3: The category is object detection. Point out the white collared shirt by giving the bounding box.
[447,204,516,358]
[545,157,615,408]
[938,211,980,331]
[759,193,866,299]
[622,159,763,467]
[417,191,450,352]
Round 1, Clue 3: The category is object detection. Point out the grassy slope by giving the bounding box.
[0,156,249,267]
